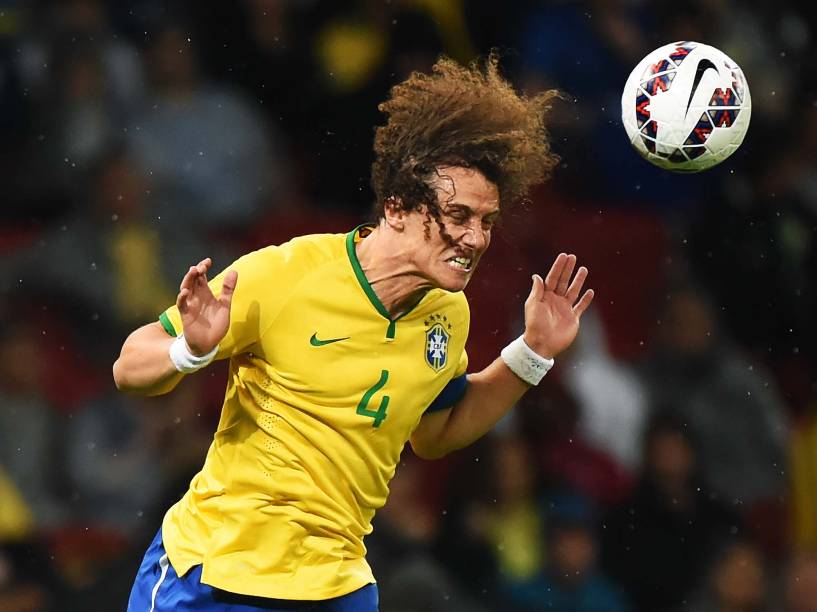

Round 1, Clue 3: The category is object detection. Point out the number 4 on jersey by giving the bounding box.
[356,370,390,427]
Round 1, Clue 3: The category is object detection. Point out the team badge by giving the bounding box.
[424,314,451,372]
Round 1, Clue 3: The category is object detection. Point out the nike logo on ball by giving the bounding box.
[685,59,718,116]
[310,333,350,346]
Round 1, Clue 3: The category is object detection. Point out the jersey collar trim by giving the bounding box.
[346,225,391,320]
[345,225,426,339]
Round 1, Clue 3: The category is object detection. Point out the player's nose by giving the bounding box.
[461,225,487,252]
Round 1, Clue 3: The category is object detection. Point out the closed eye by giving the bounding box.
[482,213,500,229]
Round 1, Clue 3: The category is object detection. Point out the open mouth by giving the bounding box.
[446,255,473,272]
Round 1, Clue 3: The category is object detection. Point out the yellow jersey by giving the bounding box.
[158,226,469,599]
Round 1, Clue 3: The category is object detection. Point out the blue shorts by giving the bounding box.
[127,528,379,611]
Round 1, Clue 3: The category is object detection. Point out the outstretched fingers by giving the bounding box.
[177,266,199,312]
[556,254,577,295]
[177,258,214,312]
[544,253,567,292]
[565,266,588,304]
[573,289,595,318]
[176,287,190,312]
[218,270,238,307]
[194,258,212,289]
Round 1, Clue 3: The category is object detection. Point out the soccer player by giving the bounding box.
[114,56,594,611]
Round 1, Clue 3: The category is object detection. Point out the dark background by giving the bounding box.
[0,1,815,610]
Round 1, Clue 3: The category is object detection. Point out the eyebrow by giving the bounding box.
[447,202,501,216]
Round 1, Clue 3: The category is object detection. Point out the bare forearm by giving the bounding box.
[112,322,184,396]
[412,357,531,458]
[411,256,593,460]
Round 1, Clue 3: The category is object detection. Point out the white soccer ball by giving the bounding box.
[621,41,751,172]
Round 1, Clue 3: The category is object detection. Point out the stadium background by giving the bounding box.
[0,1,815,610]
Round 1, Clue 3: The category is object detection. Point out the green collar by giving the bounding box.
[345,224,426,340]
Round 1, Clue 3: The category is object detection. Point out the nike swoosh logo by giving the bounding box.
[310,332,350,346]
[685,59,717,116]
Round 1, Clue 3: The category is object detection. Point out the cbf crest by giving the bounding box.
[424,313,452,372]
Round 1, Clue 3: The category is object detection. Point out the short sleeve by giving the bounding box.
[158,247,285,360]
[425,348,469,414]
[453,347,468,377]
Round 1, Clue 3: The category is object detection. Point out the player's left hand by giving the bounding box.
[522,253,594,359]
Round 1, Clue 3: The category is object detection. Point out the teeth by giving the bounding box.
[448,256,472,269]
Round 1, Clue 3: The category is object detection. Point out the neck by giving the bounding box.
[355,224,432,317]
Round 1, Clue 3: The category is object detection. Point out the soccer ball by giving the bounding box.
[621,41,751,172]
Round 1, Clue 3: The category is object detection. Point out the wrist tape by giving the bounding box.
[169,334,218,373]
[500,336,554,386]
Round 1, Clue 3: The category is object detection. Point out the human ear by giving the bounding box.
[383,196,405,231]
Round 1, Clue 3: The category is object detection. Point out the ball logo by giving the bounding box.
[685,58,718,118]
[621,41,751,172]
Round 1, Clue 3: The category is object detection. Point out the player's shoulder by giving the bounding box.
[424,288,470,321]
[235,232,347,272]
[276,232,347,264]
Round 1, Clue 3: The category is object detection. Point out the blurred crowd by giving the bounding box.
[0,0,815,610]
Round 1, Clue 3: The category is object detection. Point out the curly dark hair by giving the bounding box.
[371,54,561,225]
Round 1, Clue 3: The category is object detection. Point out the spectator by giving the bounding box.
[18,0,144,108]
[519,384,633,507]
[790,391,817,552]
[13,0,145,214]
[0,148,222,351]
[482,436,547,584]
[563,309,649,473]
[688,540,771,612]
[65,391,166,536]
[505,492,630,612]
[0,535,64,612]
[127,22,285,231]
[367,453,487,612]
[601,412,740,611]
[448,434,548,593]
[0,323,65,529]
[0,466,34,541]
[780,553,817,612]
[638,283,789,508]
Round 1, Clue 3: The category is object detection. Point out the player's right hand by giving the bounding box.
[176,258,238,356]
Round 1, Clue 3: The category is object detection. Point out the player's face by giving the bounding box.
[405,166,500,292]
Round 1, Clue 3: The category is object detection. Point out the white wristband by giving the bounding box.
[168,334,218,373]
[500,335,554,386]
